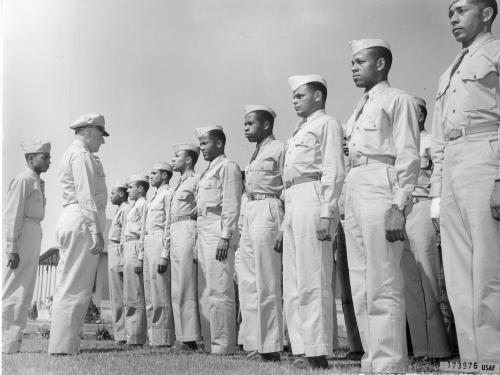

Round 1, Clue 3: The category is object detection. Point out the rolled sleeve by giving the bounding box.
[319,118,345,218]
[220,161,242,240]
[72,153,101,234]
[391,95,421,209]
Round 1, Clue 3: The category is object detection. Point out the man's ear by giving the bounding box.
[482,6,494,23]
[216,139,223,149]
[376,57,386,72]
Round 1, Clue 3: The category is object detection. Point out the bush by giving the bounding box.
[95,327,112,341]
[38,326,50,339]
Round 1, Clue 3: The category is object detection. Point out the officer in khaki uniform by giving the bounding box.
[3,141,51,353]
[107,181,130,344]
[169,143,202,352]
[283,75,345,369]
[344,39,420,372]
[194,125,242,355]
[122,174,149,345]
[143,162,175,347]
[49,114,109,355]
[430,0,500,361]
[239,105,285,362]
[401,97,451,359]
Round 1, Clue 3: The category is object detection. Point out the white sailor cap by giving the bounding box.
[127,174,149,184]
[173,143,200,155]
[413,96,427,109]
[244,105,277,119]
[151,161,173,172]
[112,181,129,190]
[350,39,391,55]
[288,74,327,92]
[21,140,51,154]
[69,114,109,136]
[193,125,224,139]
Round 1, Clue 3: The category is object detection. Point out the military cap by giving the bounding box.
[21,140,51,154]
[288,74,327,92]
[69,114,109,136]
[112,181,129,189]
[194,125,224,139]
[244,105,277,119]
[173,143,200,155]
[151,161,173,172]
[127,174,149,184]
[350,39,391,55]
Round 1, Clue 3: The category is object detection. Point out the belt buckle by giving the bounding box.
[448,128,463,141]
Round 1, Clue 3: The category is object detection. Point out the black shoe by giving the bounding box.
[260,352,281,362]
[307,355,329,369]
[344,351,364,361]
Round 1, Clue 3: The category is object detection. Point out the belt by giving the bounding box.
[171,215,196,223]
[145,229,163,236]
[247,193,279,201]
[412,196,430,204]
[349,155,395,168]
[284,173,321,189]
[447,122,499,141]
[197,206,222,217]
[124,236,139,242]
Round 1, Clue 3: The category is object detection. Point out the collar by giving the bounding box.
[467,32,494,56]
[305,109,326,123]
[209,154,226,168]
[25,167,40,180]
[366,80,390,96]
[72,138,90,151]
[157,184,170,192]
[256,134,275,148]
[180,169,195,182]
[119,201,128,209]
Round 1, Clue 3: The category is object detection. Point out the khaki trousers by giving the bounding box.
[49,205,104,354]
[238,198,284,353]
[197,213,237,354]
[107,242,126,341]
[441,133,500,362]
[123,240,147,344]
[143,232,175,346]
[170,220,201,342]
[401,199,450,358]
[2,220,42,353]
[344,164,407,372]
[283,181,336,357]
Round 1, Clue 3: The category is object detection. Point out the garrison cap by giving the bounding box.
[194,125,224,139]
[21,140,51,154]
[288,74,327,92]
[69,114,109,136]
[127,174,149,184]
[350,39,391,55]
[151,161,173,172]
[173,143,200,155]
[112,181,129,189]
[244,105,277,119]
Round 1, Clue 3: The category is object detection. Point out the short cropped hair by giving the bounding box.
[159,170,173,180]
[476,0,498,21]
[116,187,129,199]
[253,110,275,127]
[134,180,149,193]
[370,46,393,72]
[418,105,428,123]
[207,129,226,147]
[184,149,199,166]
[306,81,328,102]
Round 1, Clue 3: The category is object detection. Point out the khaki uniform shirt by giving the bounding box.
[3,168,46,253]
[431,32,500,197]
[197,154,242,240]
[284,109,345,218]
[171,170,199,220]
[245,135,285,199]
[123,196,148,260]
[345,81,420,209]
[59,139,108,234]
[413,130,432,198]
[144,184,173,259]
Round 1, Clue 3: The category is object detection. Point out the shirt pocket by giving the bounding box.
[294,132,318,161]
[461,62,498,111]
[200,177,221,207]
[177,192,191,201]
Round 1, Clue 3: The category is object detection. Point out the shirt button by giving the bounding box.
[453,89,456,93]
[356,126,359,130]
[452,109,456,113]
[456,70,460,74]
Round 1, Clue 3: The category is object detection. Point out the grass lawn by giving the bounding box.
[3,333,443,375]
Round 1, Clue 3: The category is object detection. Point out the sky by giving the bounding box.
[2,0,474,251]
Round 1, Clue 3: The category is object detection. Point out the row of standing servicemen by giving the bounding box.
[3,2,500,372]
